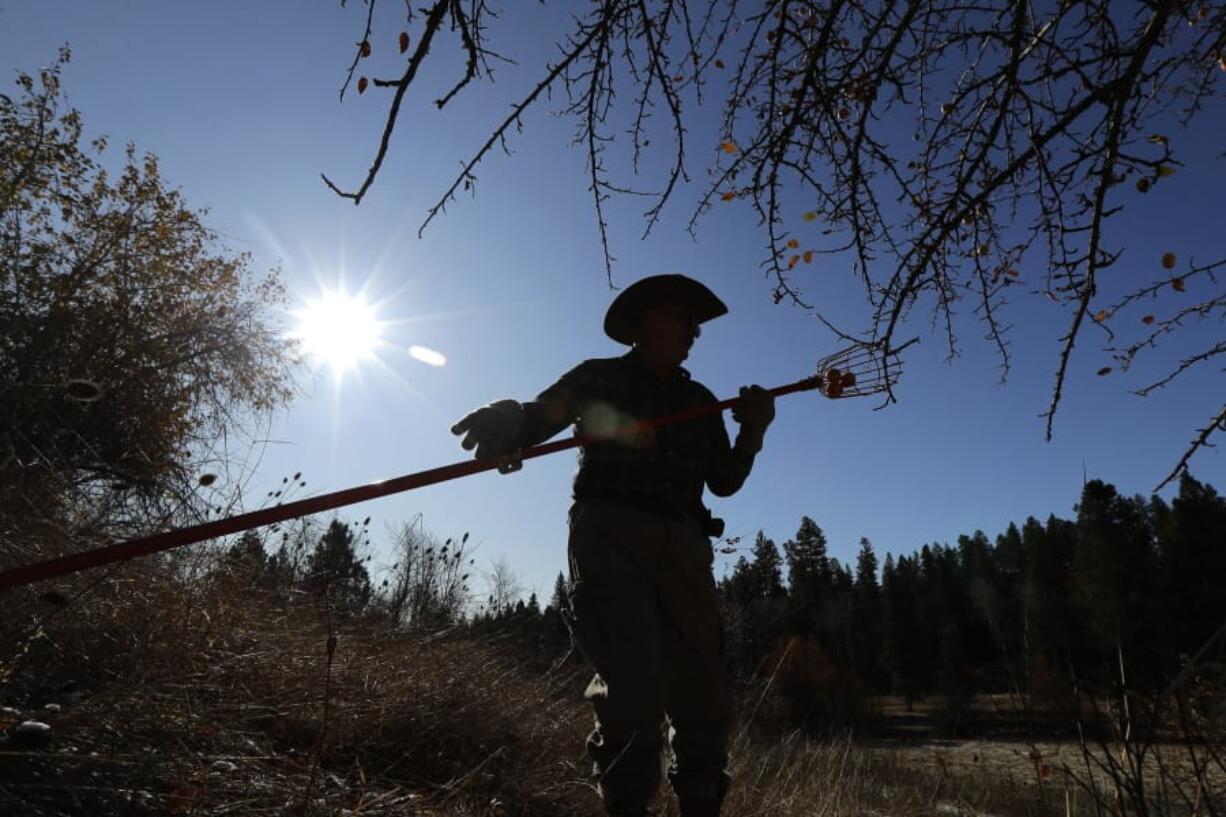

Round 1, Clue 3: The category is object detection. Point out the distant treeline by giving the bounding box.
[229,472,1226,730]
[714,473,1226,723]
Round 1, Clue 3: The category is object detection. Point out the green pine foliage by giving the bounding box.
[710,472,1226,732]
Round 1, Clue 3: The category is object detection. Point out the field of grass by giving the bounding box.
[1,555,1220,816]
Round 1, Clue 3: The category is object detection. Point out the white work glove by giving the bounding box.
[450,399,526,474]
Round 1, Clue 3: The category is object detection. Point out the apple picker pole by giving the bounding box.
[0,342,907,591]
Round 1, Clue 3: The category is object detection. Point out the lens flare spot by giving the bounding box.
[408,345,447,367]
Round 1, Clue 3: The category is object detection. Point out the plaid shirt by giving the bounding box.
[518,350,756,517]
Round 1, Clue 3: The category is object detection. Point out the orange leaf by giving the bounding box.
[1172,277,1186,292]
[787,238,799,249]
[359,40,371,58]
[721,140,739,154]
[399,32,410,54]
[1162,251,1176,269]
[788,255,800,269]
[802,211,817,222]
[1141,315,1155,325]
[358,76,369,95]
[1094,309,1109,322]
[803,250,813,263]
[721,190,737,202]
[1097,367,1112,376]
[1007,268,1020,277]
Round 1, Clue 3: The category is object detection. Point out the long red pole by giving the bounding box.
[0,375,823,591]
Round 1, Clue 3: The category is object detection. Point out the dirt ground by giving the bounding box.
[864,695,1225,814]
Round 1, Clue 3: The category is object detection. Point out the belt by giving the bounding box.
[581,493,725,538]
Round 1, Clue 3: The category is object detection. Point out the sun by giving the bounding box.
[293,288,384,376]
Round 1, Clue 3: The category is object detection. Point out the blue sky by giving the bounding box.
[4,2,1222,601]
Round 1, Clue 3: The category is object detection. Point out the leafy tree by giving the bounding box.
[329,1,1224,484]
[0,50,295,560]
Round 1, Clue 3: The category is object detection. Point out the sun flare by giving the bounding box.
[293,288,383,375]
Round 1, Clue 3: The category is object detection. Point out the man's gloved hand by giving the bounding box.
[731,385,775,454]
[450,399,525,474]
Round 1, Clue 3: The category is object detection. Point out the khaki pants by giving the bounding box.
[567,497,732,815]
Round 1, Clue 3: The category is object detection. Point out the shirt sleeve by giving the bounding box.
[517,360,596,447]
[698,387,757,497]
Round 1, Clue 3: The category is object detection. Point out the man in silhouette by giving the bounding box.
[451,274,775,817]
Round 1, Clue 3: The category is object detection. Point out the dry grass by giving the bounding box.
[2,554,1211,817]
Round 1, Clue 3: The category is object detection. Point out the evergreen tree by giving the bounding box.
[852,538,883,688]
[1073,480,1159,682]
[1020,515,1077,691]
[783,516,830,635]
[227,530,267,575]
[548,571,569,613]
[304,519,372,613]
[721,533,788,673]
[1154,473,1226,664]
[823,560,855,668]
[721,556,755,608]
[882,554,926,708]
[748,531,786,601]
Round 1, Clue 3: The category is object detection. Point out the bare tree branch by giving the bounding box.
[327,0,1226,482]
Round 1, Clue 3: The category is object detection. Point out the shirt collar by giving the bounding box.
[624,348,691,383]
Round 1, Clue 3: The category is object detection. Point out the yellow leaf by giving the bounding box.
[802,211,817,222]
[721,140,739,154]
[787,238,799,249]
[788,255,800,269]
[1156,165,1176,178]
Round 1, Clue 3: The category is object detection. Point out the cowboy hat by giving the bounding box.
[603,274,728,345]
